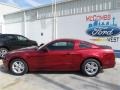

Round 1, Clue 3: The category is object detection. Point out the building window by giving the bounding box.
[26,10,37,21]
[4,12,24,23]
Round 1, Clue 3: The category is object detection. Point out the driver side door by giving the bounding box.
[33,40,75,71]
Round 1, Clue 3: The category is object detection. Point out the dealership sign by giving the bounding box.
[86,14,120,42]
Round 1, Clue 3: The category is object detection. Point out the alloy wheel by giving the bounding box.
[81,59,100,77]
[0,48,8,58]
[85,61,99,75]
[10,59,28,75]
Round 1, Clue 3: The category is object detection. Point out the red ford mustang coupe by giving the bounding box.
[2,39,115,76]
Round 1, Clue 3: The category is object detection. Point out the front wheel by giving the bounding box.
[10,59,28,75]
[81,59,101,77]
[0,48,8,58]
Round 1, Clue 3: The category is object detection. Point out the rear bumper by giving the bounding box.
[102,53,116,69]
[102,61,115,69]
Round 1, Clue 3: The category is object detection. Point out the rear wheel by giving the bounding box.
[0,48,8,58]
[10,58,28,75]
[81,59,101,77]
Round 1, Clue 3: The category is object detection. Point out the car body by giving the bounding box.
[3,39,115,76]
[0,34,38,58]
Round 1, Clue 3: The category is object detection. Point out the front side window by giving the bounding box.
[47,41,74,50]
[0,35,7,40]
[7,35,16,40]
[0,35,15,40]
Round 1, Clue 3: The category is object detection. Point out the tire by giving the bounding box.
[81,59,101,77]
[0,48,8,58]
[10,58,28,75]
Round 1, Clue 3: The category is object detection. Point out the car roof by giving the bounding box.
[53,38,81,42]
[52,38,97,45]
[0,34,22,36]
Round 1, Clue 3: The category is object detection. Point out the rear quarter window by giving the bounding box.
[79,41,92,48]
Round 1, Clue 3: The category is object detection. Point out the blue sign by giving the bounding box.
[86,17,120,37]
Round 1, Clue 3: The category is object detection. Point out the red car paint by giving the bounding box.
[3,39,115,72]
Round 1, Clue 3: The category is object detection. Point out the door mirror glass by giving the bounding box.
[39,43,44,47]
[41,47,48,52]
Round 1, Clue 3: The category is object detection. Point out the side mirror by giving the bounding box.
[39,43,44,47]
[41,47,48,52]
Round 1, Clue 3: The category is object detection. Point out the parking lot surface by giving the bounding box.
[0,59,120,90]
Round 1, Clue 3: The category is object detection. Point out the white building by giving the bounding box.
[3,0,120,51]
[0,2,21,33]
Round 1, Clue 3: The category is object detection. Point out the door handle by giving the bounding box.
[65,53,71,55]
[64,53,75,55]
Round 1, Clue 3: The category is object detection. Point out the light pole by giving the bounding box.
[52,0,57,40]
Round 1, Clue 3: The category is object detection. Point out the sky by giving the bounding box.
[0,0,61,9]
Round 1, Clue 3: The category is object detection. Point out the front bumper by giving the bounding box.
[2,59,9,71]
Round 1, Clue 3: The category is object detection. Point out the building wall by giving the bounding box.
[57,9,120,50]
[4,22,24,34]
[26,19,53,44]
[3,0,120,50]
[0,3,20,15]
[0,3,21,33]
[0,15,3,33]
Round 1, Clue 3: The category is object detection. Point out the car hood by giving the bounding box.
[9,46,38,53]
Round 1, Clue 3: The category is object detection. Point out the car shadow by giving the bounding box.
[0,64,9,74]
[70,76,120,90]
[34,72,120,90]
[29,71,86,77]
